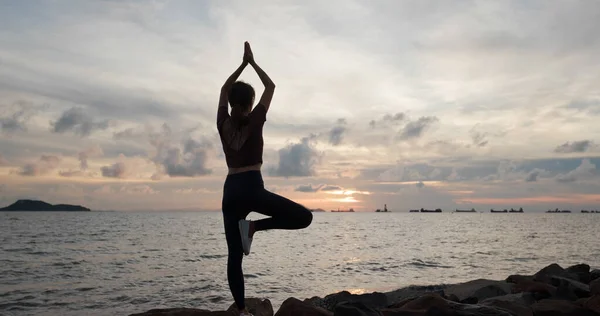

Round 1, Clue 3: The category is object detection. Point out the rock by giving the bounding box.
[507,275,534,284]
[129,308,231,316]
[443,279,513,303]
[481,293,536,306]
[533,263,578,283]
[310,291,388,311]
[333,301,382,316]
[550,276,590,299]
[531,299,598,316]
[582,295,600,314]
[227,298,274,316]
[379,293,514,316]
[384,285,446,307]
[512,279,557,298]
[565,263,591,284]
[591,269,600,282]
[481,300,533,316]
[275,298,333,316]
[591,278,600,296]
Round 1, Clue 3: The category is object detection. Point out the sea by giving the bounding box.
[1,211,599,316]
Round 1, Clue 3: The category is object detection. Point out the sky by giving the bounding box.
[1,0,599,212]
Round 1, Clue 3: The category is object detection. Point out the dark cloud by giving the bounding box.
[18,155,61,176]
[149,124,213,178]
[320,185,343,191]
[398,116,438,140]
[51,107,110,136]
[0,100,39,134]
[78,145,103,170]
[470,131,489,147]
[295,184,322,192]
[295,183,343,193]
[525,168,545,182]
[101,162,127,178]
[369,112,405,128]
[554,140,593,153]
[329,126,346,146]
[268,136,320,177]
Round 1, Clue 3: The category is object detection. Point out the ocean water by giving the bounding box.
[1,211,599,316]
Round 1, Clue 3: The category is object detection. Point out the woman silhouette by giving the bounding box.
[217,42,313,316]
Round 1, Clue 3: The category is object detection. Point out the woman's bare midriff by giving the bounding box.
[228,163,262,175]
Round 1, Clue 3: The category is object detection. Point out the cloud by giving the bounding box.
[268,136,320,177]
[51,107,110,136]
[149,124,213,178]
[369,112,405,128]
[554,140,593,153]
[0,100,39,134]
[18,155,61,176]
[328,122,346,146]
[100,162,127,178]
[555,159,597,183]
[525,169,542,182]
[78,145,103,169]
[398,116,438,140]
[321,185,343,191]
[295,184,322,192]
[294,183,343,192]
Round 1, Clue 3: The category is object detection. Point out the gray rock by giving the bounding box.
[444,279,513,303]
[550,276,590,299]
[334,301,382,316]
[565,263,591,283]
[531,299,598,316]
[384,285,446,306]
[533,263,578,283]
[481,293,536,306]
[310,291,388,312]
[590,269,600,282]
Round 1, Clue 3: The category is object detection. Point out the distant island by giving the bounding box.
[0,199,91,212]
[310,208,326,212]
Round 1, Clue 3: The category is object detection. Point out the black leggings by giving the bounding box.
[221,171,312,310]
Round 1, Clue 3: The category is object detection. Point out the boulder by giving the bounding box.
[480,300,533,316]
[511,279,556,298]
[129,308,231,316]
[506,275,534,284]
[384,285,446,307]
[443,279,513,303]
[591,269,600,282]
[550,276,590,299]
[381,293,514,316]
[308,291,388,311]
[481,293,536,306]
[227,298,274,316]
[591,278,600,296]
[531,299,598,316]
[565,263,591,284]
[333,301,382,316]
[275,298,333,316]
[582,295,600,314]
[533,264,578,283]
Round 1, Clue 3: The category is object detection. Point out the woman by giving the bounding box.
[217,42,313,316]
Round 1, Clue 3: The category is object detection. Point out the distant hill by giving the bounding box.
[310,208,326,212]
[0,199,91,212]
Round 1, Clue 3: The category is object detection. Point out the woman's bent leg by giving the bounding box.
[250,188,313,232]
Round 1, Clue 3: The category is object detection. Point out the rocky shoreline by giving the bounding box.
[130,263,600,316]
